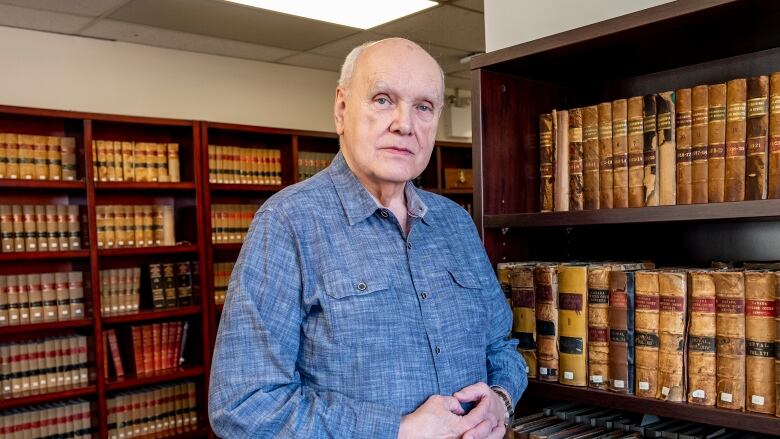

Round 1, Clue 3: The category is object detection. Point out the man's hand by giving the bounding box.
[453,382,506,439]
[398,394,481,439]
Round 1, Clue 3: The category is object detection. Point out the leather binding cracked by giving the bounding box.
[770,73,780,199]
[691,85,709,204]
[634,270,660,399]
[643,95,659,206]
[687,270,717,406]
[657,271,687,402]
[587,265,611,389]
[744,271,776,414]
[598,102,614,209]
[558,264,588,387]
[775,271,780,417]
[725,79,747,202]
[554,110,569,212]
[707,83,727,203]
[539,113,555,212]
[627,96,645,207]
[745,76,769,200]
[713,271,745,410]
[675,88,693,204]
[582,106,600,210]
[611,99,629,208]
[568,108,584,211]
[608,270,635,394]
[534,263,559,382]
[511,264,537,379]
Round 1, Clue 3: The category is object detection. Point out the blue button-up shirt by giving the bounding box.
[209,151,526,438]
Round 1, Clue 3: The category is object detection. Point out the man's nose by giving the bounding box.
[390,104,413,135]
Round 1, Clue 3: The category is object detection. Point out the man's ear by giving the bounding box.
[334,87,347,136]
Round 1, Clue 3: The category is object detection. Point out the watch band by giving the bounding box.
[490,386,514,426]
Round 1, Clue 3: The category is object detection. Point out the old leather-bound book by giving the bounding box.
[744,271,776,414]
[745,76,769,200]
[643,95,659,206]
[657,270,687,402]
[554,110,569,212]
[627,97,645,207]
[675,89,693,204]
[713,271,745,410]
[534,263,559,382]
[769,73,780,199]
[775,271,780,417]
[587,265,611,389]
[539,113,555,212]
[725,79,747,202]
[634,270,660,398]
[608,270,635,394]
[558,264,588,386]
[598,102,614,209]
[582,106,600,210]
[511,264,538,379]
[687,270,717,406]
[707,83,727,203]
[691,85,709,204]
[569,108,584,211]
[612,99,629,208]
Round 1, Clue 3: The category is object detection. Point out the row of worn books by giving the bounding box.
[508,402,768,439]
[107,381,198,439]
[539,73,780,212]
[0,399,92,438]
[95,205,175,249]
[0,133,77,181]
[0,271,84,326]
[211,204,255,244]
[497,262,780,416]
[298,151,335,181]
[207,145,282,185]
[0,335,88,400]
[0,204,81,253]
[213,261,234,305]
[101,262,198,317]
[92,140,181,183]
[103,321,189,379]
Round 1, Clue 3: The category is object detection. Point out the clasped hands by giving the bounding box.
[398,382,506,439]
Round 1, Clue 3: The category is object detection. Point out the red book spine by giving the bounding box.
[131,326,144,375]
[107,329,124,377]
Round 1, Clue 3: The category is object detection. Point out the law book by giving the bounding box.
[725,79,748,202]
[55,270,70,321]
[141,324,154,373]
[539,113,555,212]
[691,85,709,204]
[167,143,180,183]
[22,205,37,251]
[32,205,47,252]
[105,205,117,248]
[612,99,629,208]
[626,96,645,207]
[30,135,47,180]
[115,204,128,247]
[44,204,58,251]
[744,271,776,414]
[687,270,717,406]
[746,76,770,200]
[66,205,80,250]
[0,133,7,178]
[554,110,569,212]
[208,145,217,183]
[18,275,30,325]
[56,204,68,251]
[46,136,60,180]
[45,273,63,322]
[634,270,659,398]
[133,205,144,248]
[115,141,126,181]
[162,263,177,308]
[640,95,659,206]
[0,276,8,326]
[162,205,175,246]
[657,270,687,402]
[149,264,165,309]
[608,270,635,394]
[713,271,745,410]
[18,134,35,179]
[121,141,134,181]
[587,265,610,389]
[5,133,19,179]
[60,137,76,181]
[175,261,193,306]
[11,204,24,252]
[707,83,727,203]
[105,139,117,182]
[511,264,537,378]
[0,205,12,252]
[533,263,559,382]
[28,273,44,324]
[68,271,84,320]
[151,323,161,371]
[152,206,164,246]
[558,264,588,386]
[770,73,780,199]
[775,271,780,417]
[569,108,584,211]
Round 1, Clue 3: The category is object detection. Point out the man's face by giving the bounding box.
[334,40,444,188]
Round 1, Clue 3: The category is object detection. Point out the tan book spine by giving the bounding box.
[252,148,261,184]
[0,205,12,252]
[35,273,52,324]
[582,106,600,210]
[260,148,269,185]
[56,269,71,320]
[635,271,660,398]
[124,205,135,247]
[6,275,19,325]
[152,206,164,246]
[114,204,126,248]
[46,136,60,180]
[95,206,106,249]
[59,137,76,181]
[12,204,25,252]
[148,143,159,182]
[91,139,99,181]
[68,271,84,320]
[45,204,58,251]
[67,205,80,250]
[0,276,7,326]
[47,273,64,322]
[162,205,175,246]
[239,147,249,184]
[539,113,555,212]
[554,110,569,211]
[156,143,168,182]
[657,271,687,402]
[744,271,776,414]
[587,265,610,389]
[122,141,134,182]
[569,108,584,211]
[105,205,115,249]
[691,85,709,204]
[0,133,7,178]
[230,146,240,184]
[769,73,780,199]
[746,76,769,200]
[133,206,144,248]
[35,205,47,251]
[612,99,629,208]
[725,79,748,202]
[18,134,35,179]
[659,91,678,206]
[707,83,727,203]
[642,95,659,206]
[627,96,645,207]
[142,205,153,246]
[775,271,780,417]
[510,264,537,378]
[208,145,216,183]
[22,204,37,252]
[32,135,49,180]
[134,142,147,182]
[688,270,717,406]
[106,140,117,181]
[56,204,68,251]
[18,274,29,325]
[534,263,559,381]
[97,140,109,181]
[675,88,693,204]
[167,143,180,183]
[714,271,745,410]
[6,133,19,179]
[215,145,224,184]
[558,264,588,386]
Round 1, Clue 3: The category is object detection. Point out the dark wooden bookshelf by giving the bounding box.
[94,181,196,191]
[0,386,96,411]
[0,250,90,261]
[212,243,243,252]
[0,179,85,190]
[105,366,205,392]
[101,306,201,325]
[0,318,92,336]
[210,183,285,192]
[97,245,199,257]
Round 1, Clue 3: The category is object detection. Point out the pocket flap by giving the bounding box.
[447,268,480,289]
[322,270,388,299]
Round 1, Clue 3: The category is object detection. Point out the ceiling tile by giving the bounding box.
[445,75,471,90]
[421,43,471,74]
[308,32,383,59]
[80,19,297,62]
[277,52,343,72]
[372,5,484,53]
[450,70,472,80]
[0,3,93,33]
[0,0,130,17]
[453,0,484,13]
[108,0,356,51]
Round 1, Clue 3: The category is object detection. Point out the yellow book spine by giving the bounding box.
[558,264,588,386]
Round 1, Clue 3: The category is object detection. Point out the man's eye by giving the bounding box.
[418,104,431,112]
[376,97,389,105]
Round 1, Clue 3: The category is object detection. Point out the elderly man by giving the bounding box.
[209,38,526,438]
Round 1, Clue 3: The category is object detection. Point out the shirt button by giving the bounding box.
[406,242,412,250]
[420,292,428,300]
[356,282,367,291]
[435,346,441,355]
[379,210,389,218]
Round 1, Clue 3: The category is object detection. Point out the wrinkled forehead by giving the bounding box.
[354,42,444,101]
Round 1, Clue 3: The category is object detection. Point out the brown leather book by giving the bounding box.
[675,89,693,204]
[775,271,780,417]
[688,270,717,406]
[745,76,769,200]
[539,113,555,212]
[612,99,629,208]
[598,102,614,209]
[569,108,584,211]
[587,265,610,389]
[511,264,537,378]
[657,271,687,402]
[46,136,60,181]
[32,135,48,180]
[634,270,660,399]
[582,106,600,210]
[59,137,76,181]
[744,271,776,414]
[707,83,727,203]
[643,95,659,206]
[554,110,569,212]
[608,270,635,394]
[770,73,780,199]
[534,263,559,382]
[627,97,645,207]
[725,79,747,202]
[691,85,709,204]
[713,271,745,410]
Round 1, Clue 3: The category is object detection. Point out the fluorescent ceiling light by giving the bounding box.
[225,0,438,29]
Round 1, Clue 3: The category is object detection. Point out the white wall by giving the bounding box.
[484,0,673,52]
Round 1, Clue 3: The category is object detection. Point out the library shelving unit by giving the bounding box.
[433,140,473,214]
[471,0,780,435]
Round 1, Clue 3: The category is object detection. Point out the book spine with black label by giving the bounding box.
[612,99,629,208]
[46,136,60,180]
[582,105,600,210]
[554,110,569,212]
[12,205,25,252]
[539,113,555,212]
[6,133,19,179]
[162,263,177,308]
[69,271,84,320]
[568,108,584,211]
[608,270,635,394]
[634,270,660,398]
[18,134,34,179]
[0,133,7,178]
[598,102,614,209]
[713,271,745,410]
[149,264,165,309]
[642,95,659,206]
[28,273,43,324]
[511,264,537,378]
[67,205,80,250]
[534,263,559,381]
[691,85,709,204]
[657,271,687,402]
[174,261,193,306]
[167,143,180,183]
[56,204,68,251]
[675,88,692,204]
[707,83,727,203]
[746,75,769,200]
[770,73,780,199]
[744,271,776,414]
[725,79,748,202]
[22,204,37,251]
[60,137,76,181]
[627,96,645,207]
[558,264,588,386]
[33,135,48,180]
[0,276,8,326]
[35,205,47,251]
[587,265,610,389]
[687,270,717,406]
[0,205,12,252]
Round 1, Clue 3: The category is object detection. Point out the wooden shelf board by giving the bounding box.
[212,243,243,252]
[102,306,200,325]
[106,366,204,392]
[98,245,198,257]
[94,181,195,191]
[441,188,473,195]
[435,141,471,149]
[0,179,84,190]
[133,426,210,439]
[0,318,92,336]
[484,199,780,228]
[210,183,285,192]
[0,250,89,261]
[526,380,780,435]
[0,386,96,411]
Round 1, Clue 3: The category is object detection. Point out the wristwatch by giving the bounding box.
[490,386,514,427]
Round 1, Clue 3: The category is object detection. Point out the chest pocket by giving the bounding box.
[444,267,486,330]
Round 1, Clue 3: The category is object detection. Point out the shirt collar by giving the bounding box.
[328,151,431,226]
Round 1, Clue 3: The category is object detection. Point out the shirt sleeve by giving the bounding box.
[208,208,402,438]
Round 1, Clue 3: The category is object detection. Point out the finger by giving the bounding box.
[461,419,494,439]
[444,396,466,415]
[485,424,506,439]
[453,382,490,402]
[460,398,496,430]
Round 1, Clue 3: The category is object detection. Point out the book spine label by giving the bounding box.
[744,271,776,414]
[714,271,746,410]
[657,271,687,402]
[511,265,537,378]
[707,84,727,203]
[688,271,717,406]
[534,264,559,381]
[598,102,614,209]
[627,97,645,207]
[634,271,660,398]
[746,76,769,200]
[725,79,748,202]
[691,85,709,204]
[612,100,629,208]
